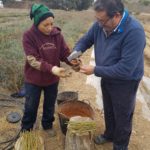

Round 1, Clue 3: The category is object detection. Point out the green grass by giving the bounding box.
[0,9,94,91]
[140,0,150,5]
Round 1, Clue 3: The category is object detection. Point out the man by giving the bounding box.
[67,0,146,149]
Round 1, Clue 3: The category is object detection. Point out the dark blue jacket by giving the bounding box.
[74,11,146,80]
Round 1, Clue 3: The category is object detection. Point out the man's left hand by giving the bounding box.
[80,65,95,75]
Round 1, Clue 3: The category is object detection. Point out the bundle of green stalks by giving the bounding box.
[15,131,44,150]
[67,120,96,135]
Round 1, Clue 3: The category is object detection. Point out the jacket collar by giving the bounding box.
[113,9,129,34]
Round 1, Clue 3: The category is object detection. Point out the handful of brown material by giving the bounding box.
[70,59,82,72]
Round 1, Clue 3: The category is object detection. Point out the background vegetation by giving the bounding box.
[2,0,93,11]
[0,8,94,91]
[0,0,150,91]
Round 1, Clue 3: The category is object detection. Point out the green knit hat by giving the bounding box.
[30,4,54,26]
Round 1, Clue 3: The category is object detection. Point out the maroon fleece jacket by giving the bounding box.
[23,25,71,86]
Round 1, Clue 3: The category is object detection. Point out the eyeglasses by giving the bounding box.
[96,17,112,27]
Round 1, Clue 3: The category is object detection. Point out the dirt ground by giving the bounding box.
[0,13,150,150]
[1,52,150,150]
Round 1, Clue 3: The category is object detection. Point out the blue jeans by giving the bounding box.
[21,82,58,131]
[101,78,140,149]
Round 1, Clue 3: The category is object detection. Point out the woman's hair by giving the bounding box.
[93,0,124,18]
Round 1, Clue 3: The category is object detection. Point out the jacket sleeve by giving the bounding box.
[59,34,72,65]
[23,33,53,73]
[94,29,146,79]
[73,23,95,53]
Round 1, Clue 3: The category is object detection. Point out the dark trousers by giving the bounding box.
[101,78,140,149]
[21,82,58,131]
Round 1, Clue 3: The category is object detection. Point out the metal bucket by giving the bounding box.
[58,100,94,135]
[57,91,78,105]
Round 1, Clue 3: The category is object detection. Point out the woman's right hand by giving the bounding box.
[51,66,71,78]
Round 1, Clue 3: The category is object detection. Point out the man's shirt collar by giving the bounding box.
[113,9,129,33]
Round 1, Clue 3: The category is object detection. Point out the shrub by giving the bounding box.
[42,0,93,11]
[140,0,150,6]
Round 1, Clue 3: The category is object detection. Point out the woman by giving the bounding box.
[21,3,76,136]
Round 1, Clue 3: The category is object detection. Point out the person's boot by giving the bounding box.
[113,144,128,150]
[94,134,112,145]
[10,86,26,98]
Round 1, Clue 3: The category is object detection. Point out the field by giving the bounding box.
[0,8,150,150]
[0,8,94,91]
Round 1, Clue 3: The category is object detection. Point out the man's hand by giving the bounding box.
[80,65,95,75]
[52,66,71,78]
[70,59,82,72]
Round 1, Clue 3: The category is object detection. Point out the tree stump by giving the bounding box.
[65,116,96,150]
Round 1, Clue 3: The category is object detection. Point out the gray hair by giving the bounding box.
[93,0,124,18]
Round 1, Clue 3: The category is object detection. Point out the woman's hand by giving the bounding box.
[52,66,71,78]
